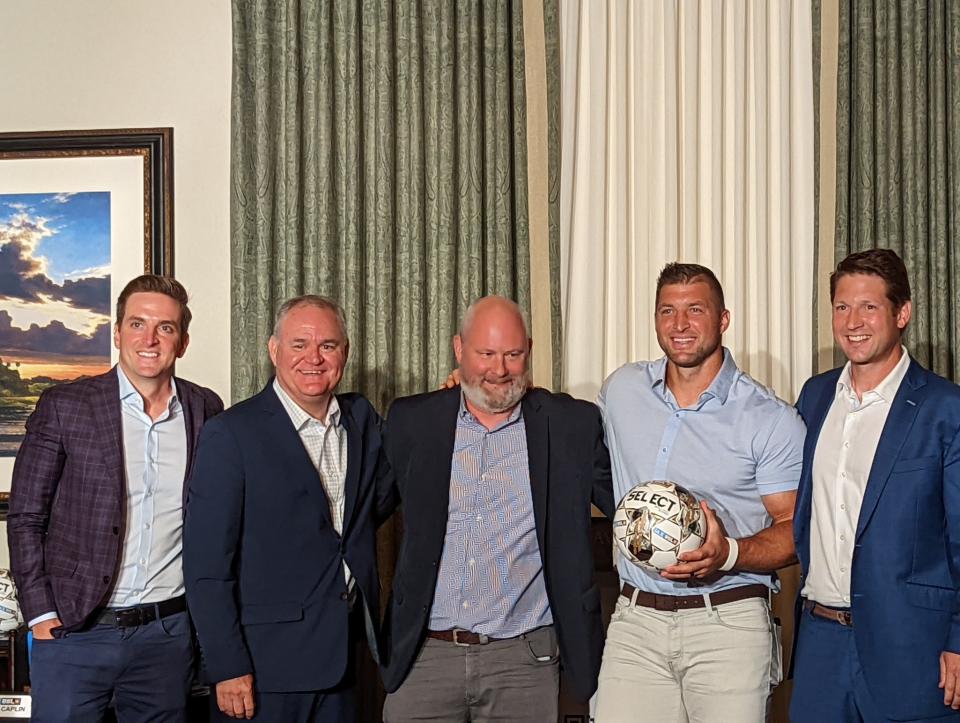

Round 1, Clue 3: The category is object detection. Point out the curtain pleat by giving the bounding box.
[231,0,540,409]
[834,0,960,380]
[559,0,815,403]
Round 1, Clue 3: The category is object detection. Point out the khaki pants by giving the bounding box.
[383,626,559,722]
[594,595,781,723]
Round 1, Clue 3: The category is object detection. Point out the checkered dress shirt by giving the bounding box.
[273,380,351,586]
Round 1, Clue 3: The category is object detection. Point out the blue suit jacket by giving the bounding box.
[183,383,388,693]
[794,359,960,720]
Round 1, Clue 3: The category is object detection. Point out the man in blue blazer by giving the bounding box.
[184,296,388,722]
[791,248,960,721]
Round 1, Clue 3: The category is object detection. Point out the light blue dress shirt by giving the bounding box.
[597,349,805,595]
[428,395,553,637]
[109,365,188,607]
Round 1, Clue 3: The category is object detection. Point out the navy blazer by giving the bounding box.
[183,383,387,693]
[380,386,614,703]
[794,359,960,720]
[8,366,223,631]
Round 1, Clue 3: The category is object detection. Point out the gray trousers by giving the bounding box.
[383,625,560,722]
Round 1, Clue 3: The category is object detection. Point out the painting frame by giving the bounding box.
[0,127,174,274]
[0,128,175,495]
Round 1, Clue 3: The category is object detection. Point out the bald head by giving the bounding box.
[454,296,531,416]
[459,296,529,341]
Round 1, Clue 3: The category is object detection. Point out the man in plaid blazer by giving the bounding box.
[8,275,223,723]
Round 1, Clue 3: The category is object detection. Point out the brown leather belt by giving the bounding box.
[427,629,504,646]
[803,599,853,626]
[621,582,769,611]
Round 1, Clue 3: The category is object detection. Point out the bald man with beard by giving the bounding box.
[379,296,614,723]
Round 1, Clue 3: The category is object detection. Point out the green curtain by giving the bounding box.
[834,0,960,379]
[231,0,542,408]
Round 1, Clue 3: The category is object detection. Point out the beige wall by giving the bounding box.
[0,0,233,400]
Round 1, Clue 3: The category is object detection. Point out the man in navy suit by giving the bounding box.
[791,248,960,721]
[184,295,387,723]
[8,275,223,723]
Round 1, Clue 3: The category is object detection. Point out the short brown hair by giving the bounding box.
[655,262,726,309]
[115,275,192,334]
[830,248,911,310]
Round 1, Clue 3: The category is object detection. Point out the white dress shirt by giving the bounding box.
[802,347,911,606]
[272,379,351,587]
[110,365,188,607]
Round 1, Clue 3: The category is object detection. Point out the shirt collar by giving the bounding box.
[116,364,179,410]
[272,377,341,430]
[837,345,911,402]
[650,347,737,406]
[458,391,522,429]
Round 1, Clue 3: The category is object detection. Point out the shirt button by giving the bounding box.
[144,523,150,530]
[844,441,850,448]
[661,448,667,453]
[840,566,847,573]
[469,559,476,567]
[841,472,846,479]
[475,515,482,522]
[462,601,470,609]
[139,558,146,566]
[840,504,846,511]
[839,534,846,542]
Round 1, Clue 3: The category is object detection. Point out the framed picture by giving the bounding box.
[0,128,174,485]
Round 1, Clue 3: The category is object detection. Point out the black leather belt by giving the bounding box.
[803,599,853,626]
[621,582,769,611]
[427,629,504,646]
[95,595,187,628]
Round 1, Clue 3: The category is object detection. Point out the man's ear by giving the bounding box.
[268,336,278,366]
[453,334,463,364]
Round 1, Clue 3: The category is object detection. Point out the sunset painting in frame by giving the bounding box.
[0,192,111,456]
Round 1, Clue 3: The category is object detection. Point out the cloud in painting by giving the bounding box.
[0,310,109,357]
[0,205,110,317]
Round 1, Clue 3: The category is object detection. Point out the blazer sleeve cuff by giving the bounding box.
[202,646,254,686]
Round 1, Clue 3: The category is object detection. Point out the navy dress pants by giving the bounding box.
[29,610,193,723]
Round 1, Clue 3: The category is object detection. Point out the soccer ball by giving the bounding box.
[0,569,22,632]
[613,480,705,571]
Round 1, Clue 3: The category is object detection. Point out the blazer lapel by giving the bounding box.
[795,375,839,552]
[522,392,549,552]
[259,383,336,530]
[89,368,125,499]
[856,360,926,539]
[339,397,363,535]
[418,389,460,547]
[177,379,208,504]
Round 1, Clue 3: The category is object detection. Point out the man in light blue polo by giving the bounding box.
[593,263,806,722]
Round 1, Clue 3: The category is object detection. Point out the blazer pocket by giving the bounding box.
[891,456,940,474]
[904,581,956,612]
[240,602,304,625]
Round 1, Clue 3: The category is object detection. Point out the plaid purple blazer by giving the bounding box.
[7,366,223,630]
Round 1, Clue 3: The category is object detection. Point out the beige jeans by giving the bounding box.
[594,594,780,723]
[383,626,560,722]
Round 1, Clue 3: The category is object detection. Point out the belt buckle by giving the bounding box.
[451,629,470,647]
[113,607,144,627]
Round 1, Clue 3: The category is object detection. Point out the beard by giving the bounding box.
[461,369,531,414]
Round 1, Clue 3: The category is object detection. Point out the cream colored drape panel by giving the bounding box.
[559,0,815,402]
